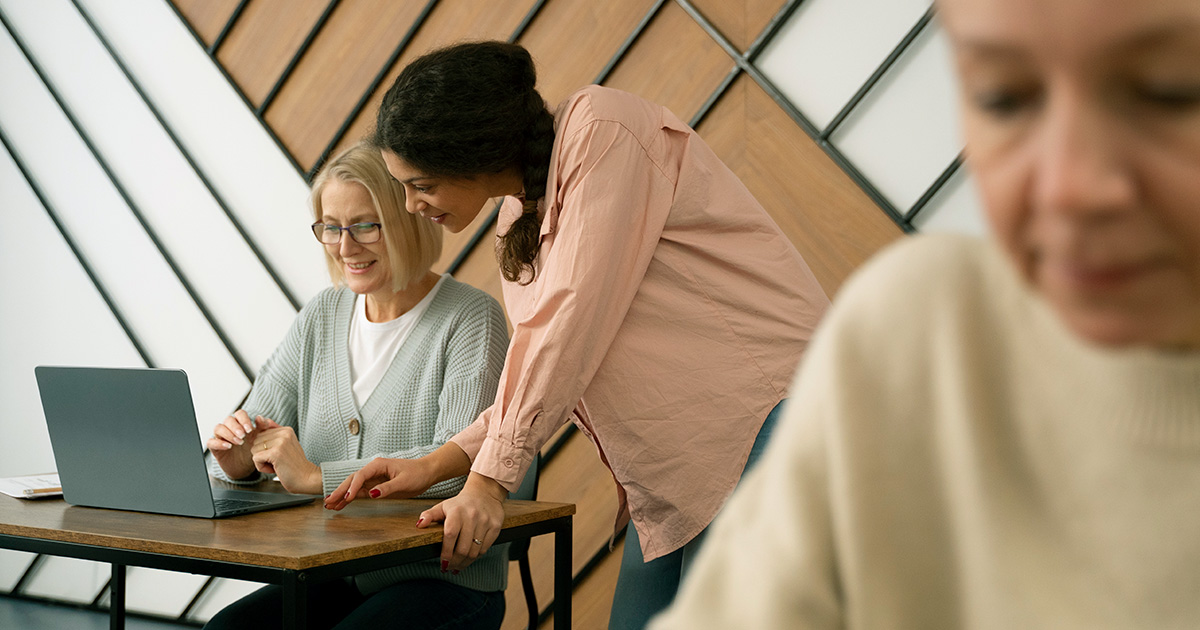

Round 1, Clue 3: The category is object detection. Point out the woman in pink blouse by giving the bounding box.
[326,41,829,627]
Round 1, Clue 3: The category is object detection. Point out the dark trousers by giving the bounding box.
[608,399,787,630]
[202,577,505,630]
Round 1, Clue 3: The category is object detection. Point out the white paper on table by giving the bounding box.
[0,473,63,499]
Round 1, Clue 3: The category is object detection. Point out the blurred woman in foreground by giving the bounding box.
[652,0,1200,627]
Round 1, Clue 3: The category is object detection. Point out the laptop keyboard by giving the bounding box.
[213,498,270,513]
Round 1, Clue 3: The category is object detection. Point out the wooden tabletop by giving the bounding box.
[0,487,574,570]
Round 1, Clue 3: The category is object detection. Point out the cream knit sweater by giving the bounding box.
[653,234,1200,629]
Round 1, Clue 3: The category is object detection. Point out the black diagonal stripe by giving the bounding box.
[306,0,440,182]
[821,6,935,140]
[677,0,913,232]
[177,575,217,622]
[8,553,46,596]
[0,126,155,369]
[72,0,302,312]
[447,0,655,277]
[746,0,809,59]
[593,0,667,85]
[683,0,812,141]
[90,577,110,608]
[208,0,251,55]
[689,65,739,129]
[534,513,629,626]
[306,0,550,184]
[445,201,502,277]
[258,0,342,115]
[509,0,548,42]
[907,153,964,222]
[163,0,307,176]
[0,9,256,378]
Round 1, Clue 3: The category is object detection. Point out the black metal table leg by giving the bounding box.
[554,519,572,629]
[282,570,308,630]
[110,563,125,630]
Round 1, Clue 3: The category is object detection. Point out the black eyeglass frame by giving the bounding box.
[311,222,383,245]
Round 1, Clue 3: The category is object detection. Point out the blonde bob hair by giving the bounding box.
[310,143,442,292]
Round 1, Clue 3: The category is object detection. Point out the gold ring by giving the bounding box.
[472,538,483,545]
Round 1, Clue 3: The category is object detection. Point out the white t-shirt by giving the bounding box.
[348,275,447,407]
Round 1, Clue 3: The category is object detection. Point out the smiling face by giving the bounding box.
[941,0,1200,349]
[318,179,393,298]
[379,150,498,233]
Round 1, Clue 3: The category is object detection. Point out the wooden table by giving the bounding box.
[0,490,574,629]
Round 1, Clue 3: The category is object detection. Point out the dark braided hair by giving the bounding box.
[372,41,555,284]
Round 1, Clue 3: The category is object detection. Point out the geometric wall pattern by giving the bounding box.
[1,0,985,627]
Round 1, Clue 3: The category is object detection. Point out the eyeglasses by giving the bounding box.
[311,222,383,245]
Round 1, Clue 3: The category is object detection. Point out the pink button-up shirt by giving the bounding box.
[451,86,829,560]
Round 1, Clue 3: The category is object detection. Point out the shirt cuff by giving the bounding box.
[471,436,534,492]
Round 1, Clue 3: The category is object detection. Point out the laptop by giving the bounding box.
[34,366,317,518]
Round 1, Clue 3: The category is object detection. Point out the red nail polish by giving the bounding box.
[440,560,449,572]
[369,489,381,498]
[344,491,351,499]
[452,570,460,575]
[416,518,424,526]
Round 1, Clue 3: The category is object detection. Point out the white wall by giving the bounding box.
[0,0,325,621]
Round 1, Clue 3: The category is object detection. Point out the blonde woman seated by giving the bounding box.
[203,143,510,630]
[653,0,1200,627]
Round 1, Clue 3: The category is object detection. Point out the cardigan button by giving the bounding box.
[348,418,360,435]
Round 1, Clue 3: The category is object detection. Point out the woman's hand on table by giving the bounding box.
[207,409,262,480]
[323,457,437,508]
[417,472,508,572]
[249,417,321,494]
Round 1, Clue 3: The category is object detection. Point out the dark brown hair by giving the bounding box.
[372,41,554,284]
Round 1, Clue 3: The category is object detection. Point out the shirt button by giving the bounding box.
[348,418,360,435]
[503,458,514,468]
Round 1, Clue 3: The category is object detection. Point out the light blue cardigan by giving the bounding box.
[209,276,510,593]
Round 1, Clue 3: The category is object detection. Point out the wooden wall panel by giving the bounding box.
[699,75,903,295]
[264,0,429,170]
[172,0,241,46]
[690,0,786,51]
[501,538,623,630]
[539,541,623,630]
[519,0,659,106]
[430,202,502,279]
[216,0,330,107]
[501,430,619,629]
[604,2,733,121]
[448,222,506,318]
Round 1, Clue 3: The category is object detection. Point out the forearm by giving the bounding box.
[423,441,473,484]
[207,452,263,485]
[463,470,509,501]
